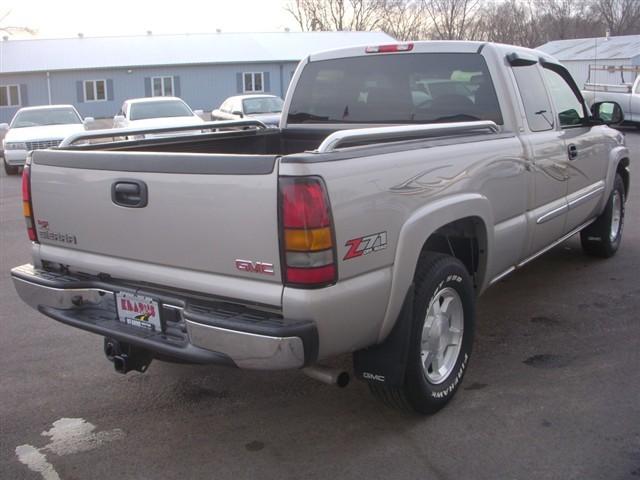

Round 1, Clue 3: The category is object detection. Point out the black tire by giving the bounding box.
[369,252,475,414]
[580,174,625,258]
[3,158,19,175]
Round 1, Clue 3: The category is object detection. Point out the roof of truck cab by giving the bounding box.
[308,40,559,64]
[0,31,396,74]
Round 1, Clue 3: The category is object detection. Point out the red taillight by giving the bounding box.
[365,43,413,54]
[21,164,38,242]
[279,177,336,287]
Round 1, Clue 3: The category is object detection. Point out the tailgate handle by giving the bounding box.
[112,180,148,208]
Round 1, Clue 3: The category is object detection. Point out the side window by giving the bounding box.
[512,65,554,132]
[542,68,585,127]
[152,76,174,96]
[0,85,21,107]
[84,80,107,102]
[243,72,264,93]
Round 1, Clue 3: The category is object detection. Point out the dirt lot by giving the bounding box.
[0,130,638,480]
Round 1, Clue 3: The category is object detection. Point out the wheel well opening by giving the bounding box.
[419,217,487,289]
[617,158,629,199]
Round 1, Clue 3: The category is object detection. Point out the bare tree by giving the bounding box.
[285,0,390,32]
[378,0,431,40]
[533,0,597,42]
[590,0,640,35]
[0,10,36,37]
[476,0,543,47]
[422,0,482,40]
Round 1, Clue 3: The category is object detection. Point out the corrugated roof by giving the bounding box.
[0,31,396,74]
[537,35,640,61]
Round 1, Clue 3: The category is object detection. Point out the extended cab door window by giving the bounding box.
[512,65,554,132]
[541,67,586,127]
[542,64,608,234]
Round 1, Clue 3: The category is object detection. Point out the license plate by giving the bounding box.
[115,292,161,332]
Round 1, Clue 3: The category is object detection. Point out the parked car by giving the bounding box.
[582,73,640,129]
[113,97,204,135]
[1,105,93,175]
[212,95,283,127]
[12,41,630,415]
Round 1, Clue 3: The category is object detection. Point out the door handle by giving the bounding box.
[112,180,148,208]
[568,144,578,160]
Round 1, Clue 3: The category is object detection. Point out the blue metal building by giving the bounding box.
[0,31,394,123]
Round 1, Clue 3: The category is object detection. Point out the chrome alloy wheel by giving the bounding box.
[610,190,622,243]
[420,287,464,384]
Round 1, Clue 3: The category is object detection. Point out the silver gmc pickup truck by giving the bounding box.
[11,41,631,414]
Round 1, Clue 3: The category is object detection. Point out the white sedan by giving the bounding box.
[1,105,93,175]
[113,97,204,136]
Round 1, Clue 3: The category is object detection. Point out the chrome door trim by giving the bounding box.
[536,203,568,224]
[567,181,605,210]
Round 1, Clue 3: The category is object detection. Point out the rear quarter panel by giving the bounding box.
[280,134,527,357]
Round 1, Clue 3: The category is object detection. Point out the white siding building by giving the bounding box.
[537,35,640,89]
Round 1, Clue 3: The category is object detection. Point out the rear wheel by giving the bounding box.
[580,174,625,258]
[3,158,19,175]
[369,252,475,414]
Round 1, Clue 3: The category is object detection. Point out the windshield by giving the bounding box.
[287,53,502,125]
[242,97,284,115]
[10,108,82,128]
[129,100,194,121]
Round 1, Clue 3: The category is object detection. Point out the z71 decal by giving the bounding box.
[344,232,388,260]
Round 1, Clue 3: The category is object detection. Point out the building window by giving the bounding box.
[152,76,174,96]
[84,80,107,102]
[0,85,21,107]
[243,72,264,93]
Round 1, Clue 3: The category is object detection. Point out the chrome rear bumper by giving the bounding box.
[11,264,316,370]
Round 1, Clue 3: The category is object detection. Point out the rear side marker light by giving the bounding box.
[365,43,414,54]
[279,177,337,287]
[21,163,38,243]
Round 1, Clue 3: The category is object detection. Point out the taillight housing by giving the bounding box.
[279,176,337,288]
[21,162,38,242]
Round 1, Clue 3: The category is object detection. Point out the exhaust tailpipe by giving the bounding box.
[303,366,350,388]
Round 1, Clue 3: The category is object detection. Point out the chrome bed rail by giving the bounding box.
[59,119,269,148]
[315,121,500,153]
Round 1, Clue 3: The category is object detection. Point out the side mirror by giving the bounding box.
[0,123,9,131]
[591,101,624,126]
[83,117,95,125]
[113,114,125,125]
[232,110,244,118]
[193,109,204,116]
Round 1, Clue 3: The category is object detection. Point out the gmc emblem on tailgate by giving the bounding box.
[235,259,275,275]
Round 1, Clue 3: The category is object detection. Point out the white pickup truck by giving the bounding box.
[582,73,640,128]
[11,41,631,414]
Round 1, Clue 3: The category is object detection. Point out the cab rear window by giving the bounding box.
[287,53,503,125]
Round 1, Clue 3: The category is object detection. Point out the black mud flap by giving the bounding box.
[353,285,414,387]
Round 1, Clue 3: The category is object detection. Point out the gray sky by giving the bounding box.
[3,0,298,39]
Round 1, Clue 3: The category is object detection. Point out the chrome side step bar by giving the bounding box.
[489,218,597,286]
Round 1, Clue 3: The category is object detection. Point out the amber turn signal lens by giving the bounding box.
[284,227,333,252]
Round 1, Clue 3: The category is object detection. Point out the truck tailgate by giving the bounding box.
[30,150,283,306]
